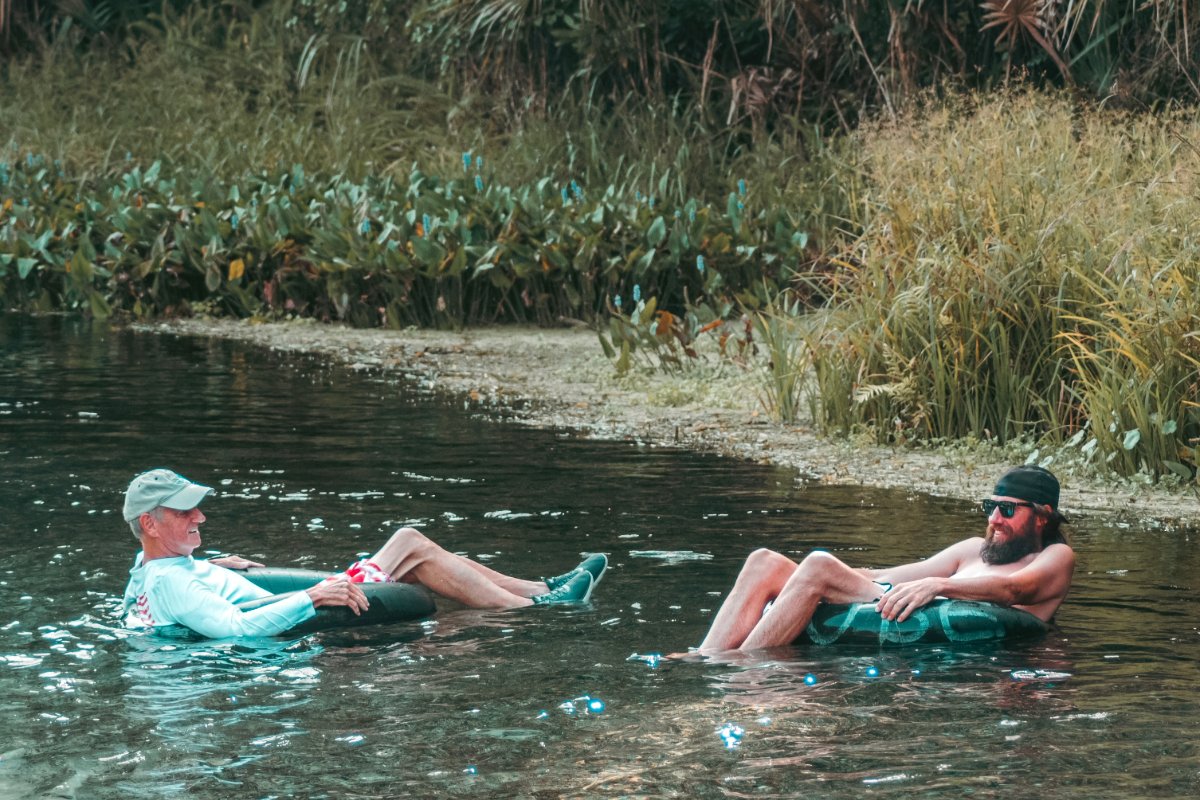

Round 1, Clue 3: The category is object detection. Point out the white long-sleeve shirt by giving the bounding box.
[124,553,314,638]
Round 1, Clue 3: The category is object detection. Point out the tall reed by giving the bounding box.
[791,92,1199,482]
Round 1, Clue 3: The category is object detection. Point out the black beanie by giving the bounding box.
[993,465,1060,509]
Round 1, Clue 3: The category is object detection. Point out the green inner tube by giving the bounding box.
[799,599,1048,646]
[238,567,436,634]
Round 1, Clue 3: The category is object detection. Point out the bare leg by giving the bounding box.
[367,528,539,608]
[456,557,547,598]
[699,549,882,653]
[698,549,800,652]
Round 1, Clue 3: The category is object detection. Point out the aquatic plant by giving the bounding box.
[0,155,810,330]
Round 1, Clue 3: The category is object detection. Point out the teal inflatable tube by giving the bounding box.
[800,599,1047,646]
[237,567,436,634]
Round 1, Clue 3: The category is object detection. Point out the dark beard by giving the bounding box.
[980,530,1039,565]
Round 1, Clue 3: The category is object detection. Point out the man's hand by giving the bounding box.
[305,578,370,615]
[209,555,265,570]
[874,577,946,622]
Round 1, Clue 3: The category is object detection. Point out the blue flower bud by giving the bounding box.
[614,295,622,309]
[737,178,747,196]
[360,219,370,234]
[475,175,484,192]
[462,152,471,171]
[571,179,583,200]
[561,187,570,204]
[422,213,431,235]
[230,213,239,230]
[633,284,641,302]
[475,155,483,170]
[696,255,705,274]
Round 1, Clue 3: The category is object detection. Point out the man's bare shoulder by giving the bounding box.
[1036,541,1076,562]
[945,536,985,553]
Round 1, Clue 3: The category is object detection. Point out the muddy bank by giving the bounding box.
[144,318,1199,529]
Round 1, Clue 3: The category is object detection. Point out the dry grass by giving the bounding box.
[785,91,1199,483]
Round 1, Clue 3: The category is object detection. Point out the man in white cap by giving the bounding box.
[690,465,1075,653]
[122,468,607,638]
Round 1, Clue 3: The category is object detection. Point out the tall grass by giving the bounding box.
[790,92,1200,482]
[0,4,460,180]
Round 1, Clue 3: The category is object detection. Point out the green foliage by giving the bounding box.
[754,295,809,424]
[596,290,756,376]
[0,155,811,328]
[2,2,1197,488]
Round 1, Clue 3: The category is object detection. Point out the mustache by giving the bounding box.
[980,525,1037,565]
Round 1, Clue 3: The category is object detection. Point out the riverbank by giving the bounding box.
[145,318,1200,529]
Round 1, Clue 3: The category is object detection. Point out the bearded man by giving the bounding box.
[692,465,1074,653]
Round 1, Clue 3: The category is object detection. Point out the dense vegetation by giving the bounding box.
[1,1,1197,485]
[0,154,810,326]
[779,95,1199,485]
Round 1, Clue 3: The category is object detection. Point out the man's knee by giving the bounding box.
[798,549,840,568]
[790,550,853,588]
[385,527,432,557]
[739,548,794,580]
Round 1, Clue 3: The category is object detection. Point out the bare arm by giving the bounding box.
[208,555,265,570]
[304,578,369,615]
[208,557,368,614]
[876,543,1076,622]
[861,538,980,584]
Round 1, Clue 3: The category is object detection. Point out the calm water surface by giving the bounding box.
[0,316,1197,799]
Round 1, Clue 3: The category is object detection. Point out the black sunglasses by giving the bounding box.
[981,499,1037,518]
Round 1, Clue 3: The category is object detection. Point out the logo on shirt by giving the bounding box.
[135,593,156,625]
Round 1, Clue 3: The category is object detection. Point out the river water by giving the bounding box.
[0,316,1197,798]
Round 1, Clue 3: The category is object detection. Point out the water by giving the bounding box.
[1,316,1198,798]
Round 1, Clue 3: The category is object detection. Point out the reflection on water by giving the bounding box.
[0,316,1198,798]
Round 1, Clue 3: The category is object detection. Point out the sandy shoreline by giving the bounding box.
[143,318,1199,529]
